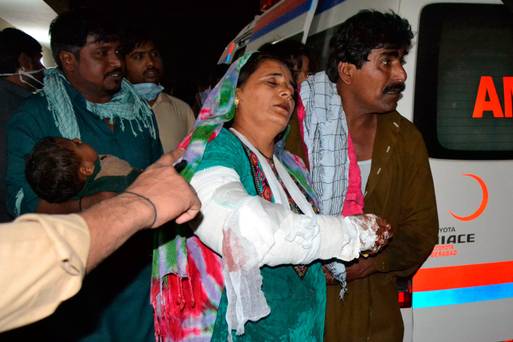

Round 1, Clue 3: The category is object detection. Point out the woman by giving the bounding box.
[151,53,391,341]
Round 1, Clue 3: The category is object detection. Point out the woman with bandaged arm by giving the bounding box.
[152,52,392,342]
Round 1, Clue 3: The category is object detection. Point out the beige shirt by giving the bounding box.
[152,92,195,153]
[0,214,90,332]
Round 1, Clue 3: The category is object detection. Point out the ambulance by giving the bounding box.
[220,0,513,340]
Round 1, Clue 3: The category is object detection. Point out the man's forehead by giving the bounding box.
[84,35,120,48]
[373,47,407,58]
[131,41,159,53]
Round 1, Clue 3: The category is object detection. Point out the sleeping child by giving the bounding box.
[25,137,140,205]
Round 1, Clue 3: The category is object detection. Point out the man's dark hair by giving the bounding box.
[326,10,413,83]
[259,40,314,82]
[0,28,42,74]
[49,8,121,68]
[25,137,84,203]
[119,27,159,57]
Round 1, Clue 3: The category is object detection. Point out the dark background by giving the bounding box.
[45,0,261,106]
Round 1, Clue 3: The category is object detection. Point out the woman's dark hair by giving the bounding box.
[49,8,121,68]
[259,40,314,82]
[0,28,41,74]
[25,137,84,203]
[237,52,296,89]
[326,10,413,83]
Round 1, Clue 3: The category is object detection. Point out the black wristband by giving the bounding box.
[173,159,187,173]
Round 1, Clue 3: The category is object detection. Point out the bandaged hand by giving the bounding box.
[348,214,392,255]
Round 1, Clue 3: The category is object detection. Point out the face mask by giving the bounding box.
[133,82,164,101]
[0,67,45,92]
[19,67,45,91]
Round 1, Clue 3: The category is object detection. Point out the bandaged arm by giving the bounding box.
[190,166,376,267]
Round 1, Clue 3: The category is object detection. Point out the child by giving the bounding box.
[25,137,140,204]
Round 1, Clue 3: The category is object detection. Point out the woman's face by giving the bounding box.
[235,59,295,136]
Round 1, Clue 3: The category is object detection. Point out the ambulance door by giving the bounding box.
[407,2,513,341]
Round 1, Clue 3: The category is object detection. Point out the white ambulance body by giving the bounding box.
[220,0,513,340]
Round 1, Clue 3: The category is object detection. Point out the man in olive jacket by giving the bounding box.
[300,10,438,341]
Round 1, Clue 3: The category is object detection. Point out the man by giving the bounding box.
[122,30,195,152]
[299,10,438,341]
[0,28,44,223]
[0,152,200,333]
[5,9,162,341]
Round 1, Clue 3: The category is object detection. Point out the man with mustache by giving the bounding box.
[298,10,438,341]
[122,29,195,153]
[5,8,162,342]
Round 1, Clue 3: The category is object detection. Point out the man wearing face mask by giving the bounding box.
[0,28,44,223]
[122,29,195,153]
[5,9,162,342]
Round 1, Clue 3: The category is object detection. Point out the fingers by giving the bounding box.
[354,214,392,255]
[171,148,186,161]
[148,148,186,169]
[175,207,201,225]
[174,188,201,224]
[377,218,393,241]
[371,218,392,253]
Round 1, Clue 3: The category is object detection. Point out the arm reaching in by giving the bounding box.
[0,152,200,332]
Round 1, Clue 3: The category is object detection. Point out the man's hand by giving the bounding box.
[125,151,200,227]
[346,257,378,281]
[169,147,186,163]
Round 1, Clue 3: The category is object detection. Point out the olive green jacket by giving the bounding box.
[325,111,439,342]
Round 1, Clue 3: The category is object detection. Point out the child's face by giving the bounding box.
[59,138,98,180]
[70,139,98,164]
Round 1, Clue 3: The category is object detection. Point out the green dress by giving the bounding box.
[196,128,326,341]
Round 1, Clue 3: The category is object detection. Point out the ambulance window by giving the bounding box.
[414,3,513,159]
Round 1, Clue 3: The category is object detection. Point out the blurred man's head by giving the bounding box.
[259,40,313,85]
[121,31,163,85]
[50,9,123,101]
[327,10,413,114]
[0,28,44,90]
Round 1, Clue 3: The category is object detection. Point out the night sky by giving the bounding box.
[68,0,261,105]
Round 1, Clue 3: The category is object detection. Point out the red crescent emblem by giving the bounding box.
[449,173,488,222]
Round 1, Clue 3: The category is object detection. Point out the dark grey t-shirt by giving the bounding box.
[0,78,31,222]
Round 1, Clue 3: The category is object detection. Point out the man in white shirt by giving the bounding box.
[122,31,195,152]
